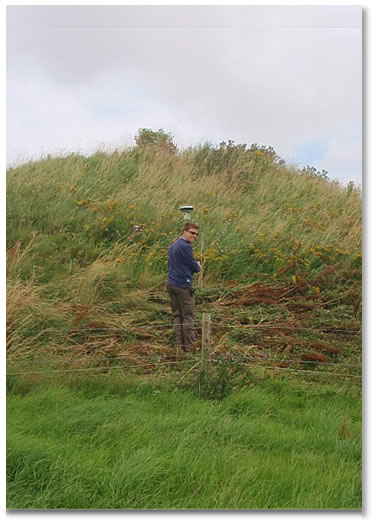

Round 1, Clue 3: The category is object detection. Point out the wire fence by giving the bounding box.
[6,361,362,379]
[6,352,363,368]
[6,359,197,377]
[6,319,361,334]
[7,311,362,382]
[7,352,362,379]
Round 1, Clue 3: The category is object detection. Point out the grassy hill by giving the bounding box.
[6,131,362,510]
[6,132,362,385]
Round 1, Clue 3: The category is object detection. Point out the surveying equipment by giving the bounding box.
[180,205,193,220]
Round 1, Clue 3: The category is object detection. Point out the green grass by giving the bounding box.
[7,142,361,288]
[6,135,362,509]
[7,375,362,510]
[6,138,362,375]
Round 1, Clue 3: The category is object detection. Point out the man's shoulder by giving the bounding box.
[170,237,189,249]
[169,237,181,247]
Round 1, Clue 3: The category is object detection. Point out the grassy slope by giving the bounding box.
[6,142,362,376]
[6,142,362,510]
[7,374,361,510]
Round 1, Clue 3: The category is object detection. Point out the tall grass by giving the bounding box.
[7,374,361,510]
[7,143,361,286]
[6,140,362,511]
[6,140,362,371]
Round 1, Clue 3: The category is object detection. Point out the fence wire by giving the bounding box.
[6,352,363,368]
[7,301,361,383]
[6,358,196,377]
[6,361,361,379]
[6,322,361,334]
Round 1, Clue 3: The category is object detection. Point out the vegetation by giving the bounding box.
[6,133,361,374]
[134,127,177,153]
[6,130,362,509]
[7,374,361,510]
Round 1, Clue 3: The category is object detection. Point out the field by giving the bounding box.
[6,130,362,510]
[7,374,362,510]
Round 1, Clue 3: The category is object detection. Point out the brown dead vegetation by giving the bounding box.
[6,271,360,377]
[259,335,343,354]
[300,352,328,363]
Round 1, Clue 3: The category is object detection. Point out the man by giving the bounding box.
[167,222,201,352]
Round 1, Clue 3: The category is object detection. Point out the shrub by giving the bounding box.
[135,128,177,153]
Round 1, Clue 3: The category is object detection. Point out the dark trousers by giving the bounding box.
[167,285,196,351]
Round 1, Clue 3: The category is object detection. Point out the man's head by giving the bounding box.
[182,222,199,243]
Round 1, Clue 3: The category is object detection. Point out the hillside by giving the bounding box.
[6,131,362,386]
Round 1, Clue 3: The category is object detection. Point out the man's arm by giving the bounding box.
[182,245,201,273]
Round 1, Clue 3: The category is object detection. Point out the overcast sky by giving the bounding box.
[6,5,362,185]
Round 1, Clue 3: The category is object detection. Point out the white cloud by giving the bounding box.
[6,5,362,184]
[312,136,362,185]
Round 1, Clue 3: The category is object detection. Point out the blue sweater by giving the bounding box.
[168,237,201,288]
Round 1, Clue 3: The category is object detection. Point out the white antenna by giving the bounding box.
[179,205,193,220]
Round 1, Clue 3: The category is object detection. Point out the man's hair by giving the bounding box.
[183,222,200,232]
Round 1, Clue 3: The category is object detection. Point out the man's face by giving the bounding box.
[184,228,199,243]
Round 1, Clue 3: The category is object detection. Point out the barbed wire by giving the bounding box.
[210,323,361,333]
[6,353,362,368]
[230,363,362,379]
[6,301,361,383]
[7,354,196,366]
[5,323,202,333]
[6,359,195,377]
[6,323,361,334]
[6,361,361,379]
[208,357,362,368]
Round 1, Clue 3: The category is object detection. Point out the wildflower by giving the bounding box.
[133,225,143,234]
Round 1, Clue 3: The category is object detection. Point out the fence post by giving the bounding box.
[201,313,211,376]
[199,238,204,289]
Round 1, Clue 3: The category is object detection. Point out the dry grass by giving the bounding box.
[6,142,361,378]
